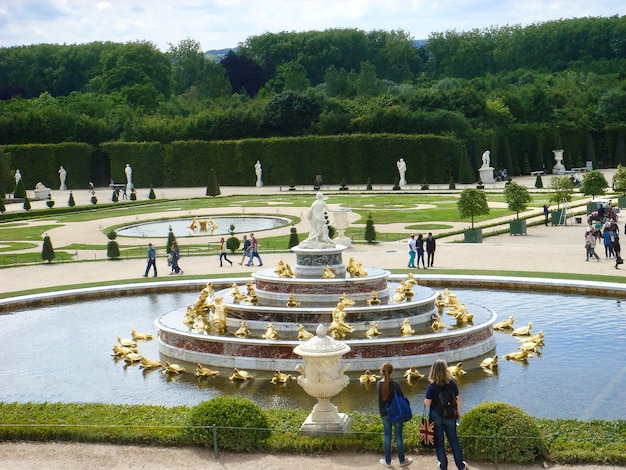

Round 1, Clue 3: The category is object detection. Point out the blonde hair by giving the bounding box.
[380,362,394,401]
[428,359,452,386]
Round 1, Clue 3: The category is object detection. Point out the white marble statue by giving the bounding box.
[58,165,67,190]
[299,192,335,249]
[552,149,565,174]
[397,158,407,186]
[481,150,491,169]
[255,160,263,187]
[125,163,133,191]
[14,169,21,185]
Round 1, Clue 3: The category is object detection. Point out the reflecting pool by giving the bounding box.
[1,288,624,420]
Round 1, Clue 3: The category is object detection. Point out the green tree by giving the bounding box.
[457,188,489,229]
[23,195,31,211]
[364,213,376,243]
[613,164,626,195]
[265,90,321,136]
[206,168,221,197]
[534,175,543,189]
[168,38,206,95]
[503,181,532,220]
[41,234,55,263]
[106,230,120,259]
[579,169,608,199]
[14,178,26,198]
[68,191,75,207]
[548,176,574,209]
[288,226,299,248]
[166,226,176,254]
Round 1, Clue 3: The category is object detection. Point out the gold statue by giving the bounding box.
[346,257,367,278]
[355,261,368,277]
[117,336,137,348]
[208,218,218,231]
[393,280,414,303]
[274,260,294,278]
[209,296,228,335]
[286,294,301,307]
[323,265,336,278]
[403,366,424,381]
[112,344,137,357]
[195,314,212,334]
[262,323,279,340]
[366,291,381,306]
[229,283,245,304]
[245,280,256,295]
[198,219,208,231]
[188,216,198,230]
[162,362,186,374]
[400,318,414,336]
[448,304,474,325]
[139,357,162,369]
[328,301,354,340]
[338,293,356,306]
[521,330,544,345]
[480,355,498,370]
[503,349,532,361]
[494,315,515,330]
[183,306,196,329]
[229,367,253,381]
[447,362,466,376]
[359,370,379,383]
[234,321,250,338]
[511,321,533,336]
[365,321,381,338]
[406,273,418,285]
[270,369,293,384]
[123,352,143,363]
[518,341,540,354]
[195,363,220,377]
[131,329,154,341]
[435,293,445,314]
[431,313,446,331]
[297,324,314,340]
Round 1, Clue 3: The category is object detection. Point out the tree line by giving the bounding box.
[1,16,625,181]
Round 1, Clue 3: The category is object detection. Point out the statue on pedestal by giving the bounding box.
[481,150,491,169]
[58,166,67,190]
[125,163,133,191]
[397,158,407,186]
[255,160,263,187]
[298,192,335,249]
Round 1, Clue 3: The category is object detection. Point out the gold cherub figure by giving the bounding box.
[399,318,414,336]
[286,294,301,307]
[297,324,314,340]
[234,321,250,338]
[323,265,336,278]
[365,321,381,338]
[262,323,279,340]
[366,291,381,306]
[328,301,354,340]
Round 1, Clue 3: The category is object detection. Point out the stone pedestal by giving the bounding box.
[333,209,352,247]
[479,167,494,184]
[291,245,347,278]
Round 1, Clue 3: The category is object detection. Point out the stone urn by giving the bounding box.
[293,324,351,436]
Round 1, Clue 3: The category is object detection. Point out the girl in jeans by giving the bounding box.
[424,359,467,470]
[377,362,413,468]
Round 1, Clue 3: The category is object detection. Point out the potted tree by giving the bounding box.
[457,188,489,243]
[548,176,574,225]
[614,164,626,208]
[504,181,532,235]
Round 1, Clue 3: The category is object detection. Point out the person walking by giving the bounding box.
[614,235,622,269]
[169,240,184,274]
[377,362,413,468]
[416,234,426,269]
[602,228,613,258]
[219,237,233,267]
[586,231,600,261]
[424,359,467,470]
[239,235,251,265]
[407,235,416,268]
[426,232,436,268]
[245,233,263,267]
[143,243,157,277]
[543,204,550,226]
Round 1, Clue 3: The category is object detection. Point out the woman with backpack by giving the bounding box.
[377,362,413,468]
[218,237,233,267]
[424,359,467,470]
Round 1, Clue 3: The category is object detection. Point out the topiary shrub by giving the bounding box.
[365,212,376,243]
[449,176,456,189]
[112,190,119,202]
[535,175,543,189]
[41,234,55,263]
[226,236,240,253]
[91,195,97,205]
[185,397,270,451]
[288,226,299,248]
[148,187,156,200]
[459,401,548,463]
[23,196,31,211]
[0,197,5,213]
[46,199,55,208]
[68,192,75,207]
[366,177,372,191]
[14,178,26,198]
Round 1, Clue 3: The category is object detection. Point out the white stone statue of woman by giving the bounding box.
[255,160,263,187]
[125,163,133,191]
[58,166,67,190]
[397,158,407,186]
[299,192,335,249]
[14,169,21,185]
[481,150,491,169]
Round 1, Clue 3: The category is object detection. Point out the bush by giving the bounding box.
[107,240,120,259]
[41,235,55,263]
[449,176,456,189]
[23,196,31,211]
[366,177,372,190]
[459,401,548,463]
[365,213,376,243]
[0,197,5,213]
[226,236,240,253]
[14,178,26,198]
[91,195,97,205]
[68,192,75,207]
[148,187,156,199]
[185,397,270,451]
[288,226,299,248]
[130,188,137,201]
[46,199,55,208]
[535,175,543,189]
[107,230,118,240]
[112,190,119,202]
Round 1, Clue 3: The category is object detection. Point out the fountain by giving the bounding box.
[156,193,497,375]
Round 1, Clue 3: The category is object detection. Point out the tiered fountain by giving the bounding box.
[156,193,497,374]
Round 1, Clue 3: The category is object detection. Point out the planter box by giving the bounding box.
[463,228,483,243]
[509,219,527,235]
[551,210,565,225]
[618,195,626,209]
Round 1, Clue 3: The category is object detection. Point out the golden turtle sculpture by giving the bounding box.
[480,355,498,370]
[403,365,424,381]
[229,368,253,381]
[511,321,533,336]
[270,369,293,384]
[493,315,515,330]
[131,329,154,341]
[359,370,379,383]
[195,364,220,377]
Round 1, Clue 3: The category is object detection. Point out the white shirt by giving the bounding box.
[408,237,417,252]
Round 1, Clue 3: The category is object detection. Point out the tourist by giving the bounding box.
[169,240,183,274]
[543,204,550,226]
[416,234,426,269]
[426,232,436,268]
[424,359,467,470]
[218,237,233,267]
[143,243,157,277]
[239,234,251,265]
[377,362,412,468]
[614,235,622,269]
[245,233,263,267]
[407,235,416,268]
[602,227,613,258]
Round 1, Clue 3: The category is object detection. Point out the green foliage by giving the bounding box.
[46,199,55,208]
[613,164,626,195]
[535,175,544,188]
[90,195,97,205]
[457,147,474,183]
[41,235,55,263]
[148,187,156,199]
[185,397,270,451]
[68,192,76,207]
[449,176,456,189]
[206,168,221,197]
[14,178,26,198]
[0,197,5,213]
[366,178,372,190]
[580,170,608,198]
[288,226,299,248]
[23,195,31,211]
[106,240,120,259]
[503,181,532,219]
[107,230,118,240]
[457,188,489,228]
[365,212,376,243]
[549,176,574,209]
[165,227,176,254]
[459,402,548,463]
[226,236,240,253]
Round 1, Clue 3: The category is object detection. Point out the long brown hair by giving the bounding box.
[427,359,451,386]
[380,362,394,401]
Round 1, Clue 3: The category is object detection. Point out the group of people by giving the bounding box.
[378,359,466,469]
[142,240,183,277]
[585,219,621,268]
[407,233,436,269]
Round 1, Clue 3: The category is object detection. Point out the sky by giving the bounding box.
[0,0,624,52]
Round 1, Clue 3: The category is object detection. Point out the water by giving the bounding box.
[115,216,289,238]
[1,288,624,419]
